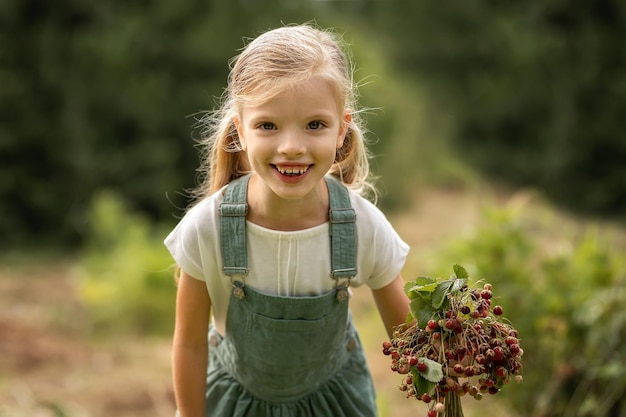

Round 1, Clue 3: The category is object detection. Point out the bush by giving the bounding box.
[427,198,626,416]
[361,0,626,220]
[76,191,176,336]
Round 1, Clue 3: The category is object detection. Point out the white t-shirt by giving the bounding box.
[164,186,410,335]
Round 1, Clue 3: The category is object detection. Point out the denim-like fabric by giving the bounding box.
[195,175,377,417]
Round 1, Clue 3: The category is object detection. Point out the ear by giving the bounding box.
[337,110,352,148]
[233,117,247,151]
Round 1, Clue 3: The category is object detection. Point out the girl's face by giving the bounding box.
[235,77,350,204]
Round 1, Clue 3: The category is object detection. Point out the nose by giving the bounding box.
[277,130,305,156]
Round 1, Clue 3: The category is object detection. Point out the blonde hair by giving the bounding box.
[194,23,374,201]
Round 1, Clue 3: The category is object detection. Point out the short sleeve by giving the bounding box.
[351,194,410,290]
[163,196,222,282]
[164,221,204,280]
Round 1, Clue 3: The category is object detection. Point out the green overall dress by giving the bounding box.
[203,174,377,416]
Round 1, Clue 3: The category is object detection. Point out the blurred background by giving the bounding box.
[1,0,625,416]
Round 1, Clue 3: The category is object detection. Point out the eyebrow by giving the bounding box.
[247,111,337,124]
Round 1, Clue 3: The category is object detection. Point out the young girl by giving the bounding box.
[165,24,410,417]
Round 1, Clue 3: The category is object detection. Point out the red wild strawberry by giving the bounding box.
[398,364,410,374]
[493,346,504,361]
[505,336,518,346]
[417,361,428,372]
[427,319,439,330]
[493,305,504,316]
[445,318,458,330]
[496,366,508,378]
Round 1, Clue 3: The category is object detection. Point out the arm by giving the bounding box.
[371,274,410,338]
[172,269,211,417]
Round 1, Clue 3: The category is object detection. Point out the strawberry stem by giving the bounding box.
[445,387,465,417]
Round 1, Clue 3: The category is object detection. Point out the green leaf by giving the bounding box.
[453,264,469,279]
[404,276,434,293]
[404,311,413,324]
[450,278,467,294]
[413,372,436,397]
[405,277,437,299]
[408,287,439,303]
[415,275,436,285]
[409,297,437,328]
[403,281,415,295]
[432,279,454,309]
[417,357,444,383]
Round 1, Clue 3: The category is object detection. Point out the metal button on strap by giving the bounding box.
[336,287,349,302]
[232,280,246,299]
[233,285,245,299]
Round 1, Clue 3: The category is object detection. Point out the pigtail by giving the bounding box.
[208,122,250,195]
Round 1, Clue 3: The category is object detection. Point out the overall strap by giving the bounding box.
[325,176,357,280]
[219,174,250,277]
[219,174,356,280]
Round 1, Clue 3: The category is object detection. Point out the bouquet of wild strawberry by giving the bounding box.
[383,265,523,417]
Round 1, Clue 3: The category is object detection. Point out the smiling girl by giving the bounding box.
[165,23,410,417]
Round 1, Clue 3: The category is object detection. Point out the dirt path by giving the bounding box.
[0,263,175,417]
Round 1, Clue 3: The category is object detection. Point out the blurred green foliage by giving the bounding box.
[359,0,626,219]
[0,0,330,249]
[76,190,175,335]
[427,201,626,416]
[2,0,624,250]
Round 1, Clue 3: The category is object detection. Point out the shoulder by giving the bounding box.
[348,190,392,227]
[167,189,225,238]
[186,189,225,222]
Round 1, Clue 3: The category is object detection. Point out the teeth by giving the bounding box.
[276,166,308,175]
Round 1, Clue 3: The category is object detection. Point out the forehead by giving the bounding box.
[240,77,343,116]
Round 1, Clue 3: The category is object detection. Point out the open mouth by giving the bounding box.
[273,165,311,177]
